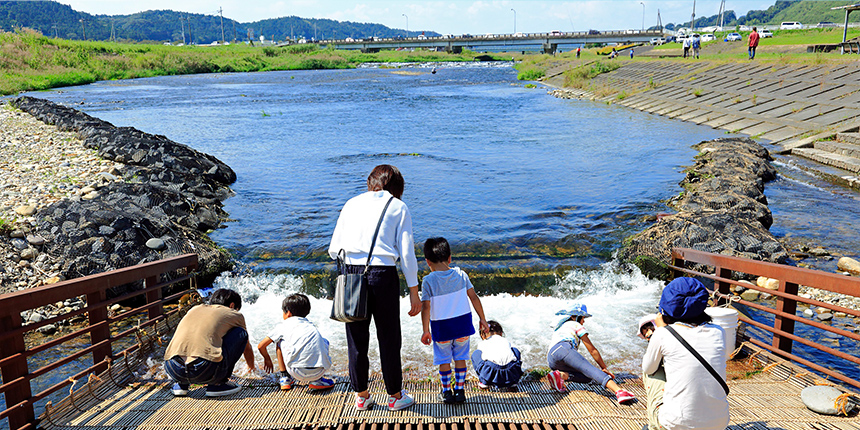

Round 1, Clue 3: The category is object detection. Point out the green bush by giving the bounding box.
[517,68,545,81]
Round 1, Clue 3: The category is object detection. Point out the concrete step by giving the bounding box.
[814,140,860,159]
[792,148,860,174]
[837,132,860,145]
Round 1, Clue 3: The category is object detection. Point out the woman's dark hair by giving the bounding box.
[487,320,504,336]
[209,288,242,311]
[282,293,311,318]
[367,164,404,199]
[424,237,451,263]
[662,312,712,326]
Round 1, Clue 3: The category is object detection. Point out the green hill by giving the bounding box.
[0,1,439,43]
[662,0,859,30]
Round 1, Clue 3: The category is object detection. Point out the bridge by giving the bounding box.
[318,30,664,54]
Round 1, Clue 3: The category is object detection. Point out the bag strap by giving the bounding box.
[665,325,730,395]
[363,196,394,274]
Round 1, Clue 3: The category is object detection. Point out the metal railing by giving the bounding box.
[670,247,860,390]
[0,254,198,430]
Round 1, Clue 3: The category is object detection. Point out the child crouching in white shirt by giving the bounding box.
[257,293,334,391]
[471,320,523,391]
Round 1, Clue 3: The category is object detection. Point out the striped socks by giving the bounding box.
[439,369,452,392]
[454,368,467,390]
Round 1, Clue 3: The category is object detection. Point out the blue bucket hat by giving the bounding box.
[659,277,709,320]
[553,303,591,330]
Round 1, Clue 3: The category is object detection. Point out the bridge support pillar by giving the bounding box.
[449,45,462,54]
[543,43,557,55]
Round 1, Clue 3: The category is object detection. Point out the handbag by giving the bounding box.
[330,196,394,323]
[665,325,730,395]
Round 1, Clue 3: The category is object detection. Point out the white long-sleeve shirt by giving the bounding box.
[328,190,419,287]
[642,323,729,430]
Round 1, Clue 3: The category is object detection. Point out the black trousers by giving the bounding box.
[344,265,402,395]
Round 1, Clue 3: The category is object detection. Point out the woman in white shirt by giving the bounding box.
[642,277,730,430]
[329,164,421,412]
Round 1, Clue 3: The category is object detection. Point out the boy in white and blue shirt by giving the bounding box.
[420,237,489,404]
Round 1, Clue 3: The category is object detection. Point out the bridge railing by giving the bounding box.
[0,254,198,430]
[670,247,860,390]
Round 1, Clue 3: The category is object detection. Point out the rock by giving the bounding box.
[803,308,815,317]
[837,257,860,275]
[44,276,61,285]
[109,304,122,312]
[82,191,99,200]
[145,238,166,250]
[98,226,116,236]
[817,313,833,321]
[741,290,760,301]
[10,230,25,238]
[11,238,28,250]
[760,292,772,299]
[808,247,829,257]
[26,234,45,246]
[20,248,37,260]
[834,312,847,318]
[757,276,780,290]
[37,324,57,335]
[801,386,856,415]
[27,312,44,323]
[15,205,36,216]
[733,285,746,293]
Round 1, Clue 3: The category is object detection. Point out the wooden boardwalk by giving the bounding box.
[40,344,860,430]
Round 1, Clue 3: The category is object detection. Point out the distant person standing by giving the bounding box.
[692,36,701,59]
[748,27,760,60]
[576,46,581,58]
[682,37,691,58]
[629,48,634,58]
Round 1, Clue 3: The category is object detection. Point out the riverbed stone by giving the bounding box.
[803,308,815,317]
[757,276,780,290]
[145,238,166,250]
[11,238,28,250]
[817,312,833,321]
[801,386,856,415]
[20,248,37,260]
[741,290,760,301]
[834,312,847,318]
[37,324,57,335]
[808,247,829,257]
[15,205,36,216]
[837,257,860,275]
[26,234,45,246]
[10,230,25,238]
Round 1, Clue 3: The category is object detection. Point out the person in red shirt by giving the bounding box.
[748,27,760,60]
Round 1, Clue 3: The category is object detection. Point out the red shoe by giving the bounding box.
[615,389,635,404]
[547,370,567,392]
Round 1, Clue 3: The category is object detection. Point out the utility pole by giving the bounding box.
[511,9,516,34]
[110,20,116,42]
[232,20,237,42]
[718,0,726,30]
[402,14,408,36]
[218,7,225,44]
[79,18,86,40]
[690,0,696,31]
[187,14,193,44]
[640,2,645,31]
[657,9,663,32]
[180,17,185,44]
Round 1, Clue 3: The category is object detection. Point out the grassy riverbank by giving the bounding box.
[0,29,499,95]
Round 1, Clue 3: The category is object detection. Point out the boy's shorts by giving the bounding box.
[287,366,327,382]
[433,337,470,365]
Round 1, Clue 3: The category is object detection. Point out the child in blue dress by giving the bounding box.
[546,303,635,404]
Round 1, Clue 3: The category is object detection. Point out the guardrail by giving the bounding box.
[0,254,198,430]
[670,247,860,390]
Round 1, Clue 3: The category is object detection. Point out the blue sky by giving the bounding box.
[59,1,775,34]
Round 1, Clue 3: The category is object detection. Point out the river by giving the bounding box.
[22,63,859,381]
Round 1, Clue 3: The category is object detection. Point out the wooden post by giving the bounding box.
[146,275,163,320]
[87,289,111,373]
[773,280,799,354]
[0,312,34,429]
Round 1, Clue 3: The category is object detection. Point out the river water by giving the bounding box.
[21,64,860,382]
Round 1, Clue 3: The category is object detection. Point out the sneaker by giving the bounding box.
[615,389,635,404]
[171,382,189,396]
[309,376,334,390]
[205,382,241,397]
[547,370,567,393]
[355,394,375,411]
[439,389,455,404]
[278,376,294,391]
[453,388,466,403]
[477,381,489,390]
[388,390,415,411]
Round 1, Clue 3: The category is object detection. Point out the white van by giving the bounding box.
[780,22,803,30]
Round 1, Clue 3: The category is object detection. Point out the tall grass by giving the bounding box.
[0,29,494,95]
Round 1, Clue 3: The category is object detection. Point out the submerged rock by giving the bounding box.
[837,257,860,275]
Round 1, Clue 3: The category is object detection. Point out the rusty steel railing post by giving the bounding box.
[87,288,111,374]
[671,253,686,279]
[0,312,34,429]
[145,275,163,320]
[714,266,732,306]
[773,280,799,355]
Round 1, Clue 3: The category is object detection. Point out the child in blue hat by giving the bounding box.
[546,303,635,404]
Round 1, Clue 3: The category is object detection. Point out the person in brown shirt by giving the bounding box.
[164,288,256,397]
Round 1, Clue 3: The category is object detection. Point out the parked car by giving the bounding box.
[816,22,838,28]
[724,32,742,41]
[780,22,803,30]
[701,34,715,42]
[759,29,773,38]
[650,37,665,45]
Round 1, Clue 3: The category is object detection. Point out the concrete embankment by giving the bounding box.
[547,60,860,190]
[1,97,235,297]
